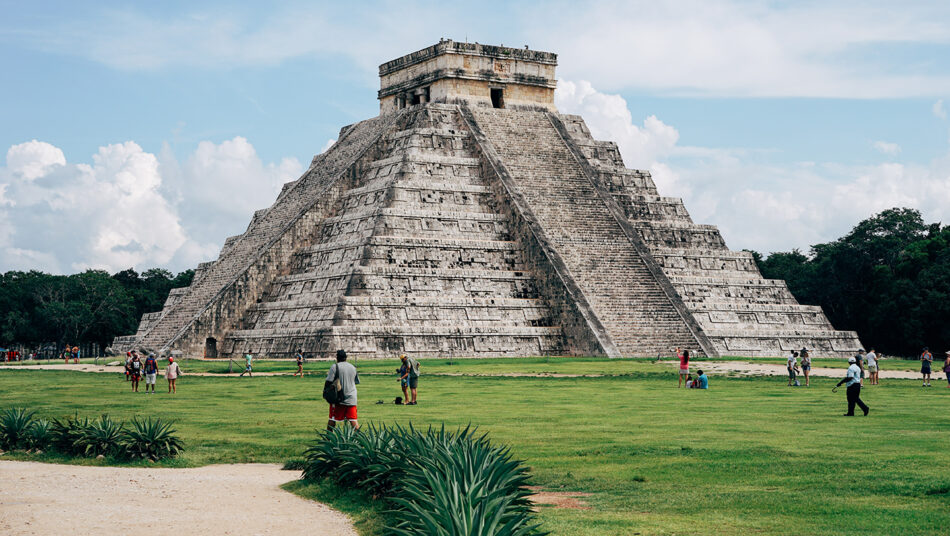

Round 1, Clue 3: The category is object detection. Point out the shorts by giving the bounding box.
[787,367,797,379]
[922,363,931,374]
[131,372,141,380]
[145,373,157,384]
[400,378,409,387]
[329,404,358,422]
[801,365,811,371]
[408,376,418,389]
[679,368,689,376]
[867,364,877,373]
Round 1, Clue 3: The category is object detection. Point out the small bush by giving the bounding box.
[122,416,184,461]
[302,424,544,536]
[77,415,125,457]
[25,419,53,451]
[0,408,36,450]
[50,415,90,456]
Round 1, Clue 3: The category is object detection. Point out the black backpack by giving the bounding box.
[323,364,345,404]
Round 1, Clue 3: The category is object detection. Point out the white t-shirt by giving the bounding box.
[866,352,877,367]
[846,364,862,386]
[787,355,797,368]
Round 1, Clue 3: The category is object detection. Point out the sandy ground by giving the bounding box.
[1,361,943,381]
[0,461,355,536]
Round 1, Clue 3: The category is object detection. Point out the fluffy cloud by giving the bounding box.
[935,99,948,120]
[0,138,302,274]
[554,80,950,255]
[872,141,901,155]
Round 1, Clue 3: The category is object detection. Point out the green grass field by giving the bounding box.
[1,361,947,535]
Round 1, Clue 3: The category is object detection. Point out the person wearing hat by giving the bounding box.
[165,356,181,393]
[920,347,933,387]
[836,356,869,416]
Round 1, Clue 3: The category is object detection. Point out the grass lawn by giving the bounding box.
[1,363,948,535]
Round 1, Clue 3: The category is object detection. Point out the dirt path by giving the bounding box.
[0,361,940,381]
[0,461,355,536]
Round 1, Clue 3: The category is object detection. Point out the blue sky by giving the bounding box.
[2,1,950,273]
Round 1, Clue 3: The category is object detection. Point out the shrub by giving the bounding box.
[76,415,125,457]
[50,415,90,456]
[25,419,53,451]
[302,424,544,536]
[0,408,36,450]
[122,417,184,461]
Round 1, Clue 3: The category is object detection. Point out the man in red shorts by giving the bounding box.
[326,349,360,430]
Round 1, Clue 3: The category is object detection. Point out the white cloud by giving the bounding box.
[934,99,947,120]
[1,138,302,274]
[554,80,950,255]
[320,139,336,154]
[872,141,901,155]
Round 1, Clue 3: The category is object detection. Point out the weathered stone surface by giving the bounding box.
[115,41,862,358]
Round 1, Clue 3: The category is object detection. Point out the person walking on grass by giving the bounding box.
[405,354,420,405]
[787,350,800,386]
[921,347,933,387]
[397,355,410,405]
[800,349,812,387]
[294,349,304,377]
[166,357,181,394]
[676,347,690,388]
[836,357,869,416]
[143,353,158,394]
[866,348,879,386]
[943,350,950,388]
[326,349,360,430]
[129,354,142,392]
[240,353,253,377]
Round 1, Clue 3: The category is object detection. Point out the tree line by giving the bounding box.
[0,268,194,352]
[1,207,946,357]
[751,207,949,357]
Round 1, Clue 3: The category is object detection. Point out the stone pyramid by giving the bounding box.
[114,40,862,358]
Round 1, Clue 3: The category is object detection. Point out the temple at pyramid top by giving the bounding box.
[378,39,558,113]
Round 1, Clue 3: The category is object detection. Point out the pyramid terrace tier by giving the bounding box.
[222,325,566,358]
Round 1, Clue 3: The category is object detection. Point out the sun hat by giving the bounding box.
[848,357,856,363]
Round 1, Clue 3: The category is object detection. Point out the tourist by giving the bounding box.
[835,357,869,416]
[72,345,80,364]
[944,351,950,388]
[866,348,879,386]
[406,354,420,405]
[695,370,709,389]
[294,349,304,377]
[124,351,132,381]
[240,353,253,377]
[143,353,158,394]
[685,374,695,388]
[787,351,799,386]
[129,354,142,392]
[63,345,71,364]
[800,349,812,387]
[397,355,410,404]
[166,357,181,393]
[921,347,933,387]
[676,347,690,388]
[326,349,360,430]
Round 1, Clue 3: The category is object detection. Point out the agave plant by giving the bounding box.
[76,415,125,457]
[0,407,36,450]
[301,424,544,536]
[122,417,184,461]
[50,415,90,456]
[25,419,53,451]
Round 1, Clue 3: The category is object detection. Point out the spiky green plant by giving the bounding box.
[50,415,90,456]
[0,407,36,450]
[76,415,125,457]
[122,417,184,461]
[301,424,545,536]
[25,419,53,451]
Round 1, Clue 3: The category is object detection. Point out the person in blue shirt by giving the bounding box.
[836,357,869,416]
[695,370,708,389]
